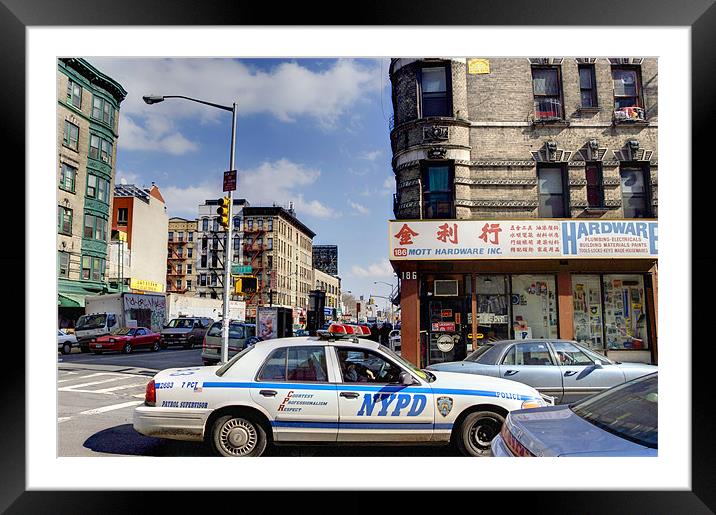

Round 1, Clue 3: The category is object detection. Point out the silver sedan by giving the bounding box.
[426,339,656,404]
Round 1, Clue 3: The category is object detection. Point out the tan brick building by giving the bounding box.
[57,58,126,328]
[166,217,198,294]
[389,58,658,368]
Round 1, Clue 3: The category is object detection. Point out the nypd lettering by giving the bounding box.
[356,393,427,417]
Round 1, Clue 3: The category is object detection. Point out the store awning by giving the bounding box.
[58,292,86,308]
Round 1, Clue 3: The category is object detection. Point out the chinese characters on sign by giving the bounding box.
[389,220,657,260]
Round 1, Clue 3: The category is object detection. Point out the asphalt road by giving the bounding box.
[59,346,203,369]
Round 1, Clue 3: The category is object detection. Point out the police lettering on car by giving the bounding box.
[134,323,552,457]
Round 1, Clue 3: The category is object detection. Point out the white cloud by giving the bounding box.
[348,200,370,215]
[351,260,394,278]
[115,170,141,185]
[360,150,382,161]
[161,181,220,219]
[90,57,382,154]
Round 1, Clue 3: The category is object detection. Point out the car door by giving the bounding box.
[250,345,339,442]
[132,328,145,348]
[497,342,563,402]
[552,341,626,403]
[333,346,434,443]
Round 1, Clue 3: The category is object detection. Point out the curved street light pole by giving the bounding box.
[143,94,237,364]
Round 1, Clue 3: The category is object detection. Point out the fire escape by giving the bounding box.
[242,223,268,308]
[166,237,188,293]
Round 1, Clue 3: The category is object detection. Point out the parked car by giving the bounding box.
[425,339,656,404]
[160,317,213,349]
[90,327,161,354]
[58,329,77,355]
[389,329,401,353]
[293,329,309,337]
[201,321,258,365]
[492,372,657,457]
[134,323,553,457]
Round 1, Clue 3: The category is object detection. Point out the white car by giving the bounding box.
[133,324,553,457]
[58,329,77,355]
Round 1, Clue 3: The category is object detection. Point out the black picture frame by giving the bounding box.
[5,0,712,512]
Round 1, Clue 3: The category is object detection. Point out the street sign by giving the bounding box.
[232,264,252,275]
[223,170,237,192]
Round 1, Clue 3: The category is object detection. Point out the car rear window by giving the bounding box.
[570,373,657,448]
[207,322,246,339]
[465,344,500,364]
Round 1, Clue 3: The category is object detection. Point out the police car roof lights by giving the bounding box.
[316,323,370,340]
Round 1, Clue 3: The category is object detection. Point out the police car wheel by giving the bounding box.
[212,414,267,457]
[457,411,505,457]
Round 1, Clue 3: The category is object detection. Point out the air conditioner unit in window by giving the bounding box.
[101,155,109,163]
[434,280,458,296]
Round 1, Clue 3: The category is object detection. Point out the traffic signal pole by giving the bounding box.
[221,102,237,364]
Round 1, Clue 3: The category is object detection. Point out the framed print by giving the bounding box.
[6,0,713,512]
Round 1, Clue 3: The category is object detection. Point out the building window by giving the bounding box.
[268,219,273,231]
[177,247,183,258]
[421,163,454,219]
[420,65,450,117]
[620,165,651,218]
[58,206,73,235]
[202,218,209,231]
[176,279,183,289]
[201,254,207,268]
[268,238,273,250]
[188,231,194,242]
[92,95,115,126]
[187,264,192,274]
[578,64,598,108]
[67,79,82,108]
[510,275,558,339]
[87,174,110,203]
[233,216,241,228]
[585,163,604,208]
[200,274,207,286]
[532,67,563,120]
[59,163,76,192]
[186,280,192,290]
[168,231,174,241]
[247,219,254,231]
[538,165,568,218]
[603,275,649,350]
[63,121,79,151]
[58,251,70,278]
[177,231,184,242]
[234,237,240,251]
[187,247,193,258]
[612,67,643,110]
[83,213,107,241]
[81,256,104,282]
[89,134,113,165]
[117,207,128,225]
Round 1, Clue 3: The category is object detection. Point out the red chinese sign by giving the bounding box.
[436,223,458,244]
[394,223,419,245]
[479,223,502,245]
[432,322,456,332]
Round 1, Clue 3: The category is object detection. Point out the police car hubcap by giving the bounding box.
[471,419,499,448]
[220,419,257,455]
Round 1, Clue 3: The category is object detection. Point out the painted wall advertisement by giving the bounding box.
[389,220,657,260]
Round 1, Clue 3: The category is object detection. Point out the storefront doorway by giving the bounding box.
[425,297,468,365]
[475,275,510,342]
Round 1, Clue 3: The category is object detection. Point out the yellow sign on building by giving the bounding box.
[130,278,163,293]
[468,59,490,74]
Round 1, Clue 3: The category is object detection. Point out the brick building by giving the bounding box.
[389,58,658,367]
[166,217,198,294]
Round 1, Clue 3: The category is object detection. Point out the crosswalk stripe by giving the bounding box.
[93,383,148,394]
[79,400,143,416]
[58,376,130,391]
[58,417,71,423]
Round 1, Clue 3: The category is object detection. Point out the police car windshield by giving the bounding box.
[379,344,432,382]
[216,346,254,376]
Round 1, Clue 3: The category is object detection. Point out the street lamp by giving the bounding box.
[373,281,397,324]
[144,93,237,365]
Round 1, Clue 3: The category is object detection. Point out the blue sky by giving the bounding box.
[89,58,397,305]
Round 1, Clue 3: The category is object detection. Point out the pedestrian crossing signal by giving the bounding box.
[217,197,230,230]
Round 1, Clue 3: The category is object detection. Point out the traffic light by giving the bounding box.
[216,197,230,230]
[234,275,257,295]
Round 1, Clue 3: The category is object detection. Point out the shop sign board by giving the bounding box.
[389,220,657,260]
[129,278,163,292]
[432,322,456,332]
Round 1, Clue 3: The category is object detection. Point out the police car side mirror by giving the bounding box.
[593,360,603,368]
[399,371,415,386]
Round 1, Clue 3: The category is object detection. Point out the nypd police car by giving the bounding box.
[133,324,553,457]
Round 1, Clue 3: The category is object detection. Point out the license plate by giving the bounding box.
[95,344,102,348]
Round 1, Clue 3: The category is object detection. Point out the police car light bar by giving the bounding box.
[323,323,371,338]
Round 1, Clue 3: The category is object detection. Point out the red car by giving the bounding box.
[91,327,161,354]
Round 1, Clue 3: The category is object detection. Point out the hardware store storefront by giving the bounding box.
[389,219,658,367]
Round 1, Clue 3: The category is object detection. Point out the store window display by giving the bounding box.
[475,275,510,341]
[510,275,558,339]
[603,275,649,350]
[571,275,604,352]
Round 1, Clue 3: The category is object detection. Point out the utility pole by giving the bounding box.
[220,102,238,364]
